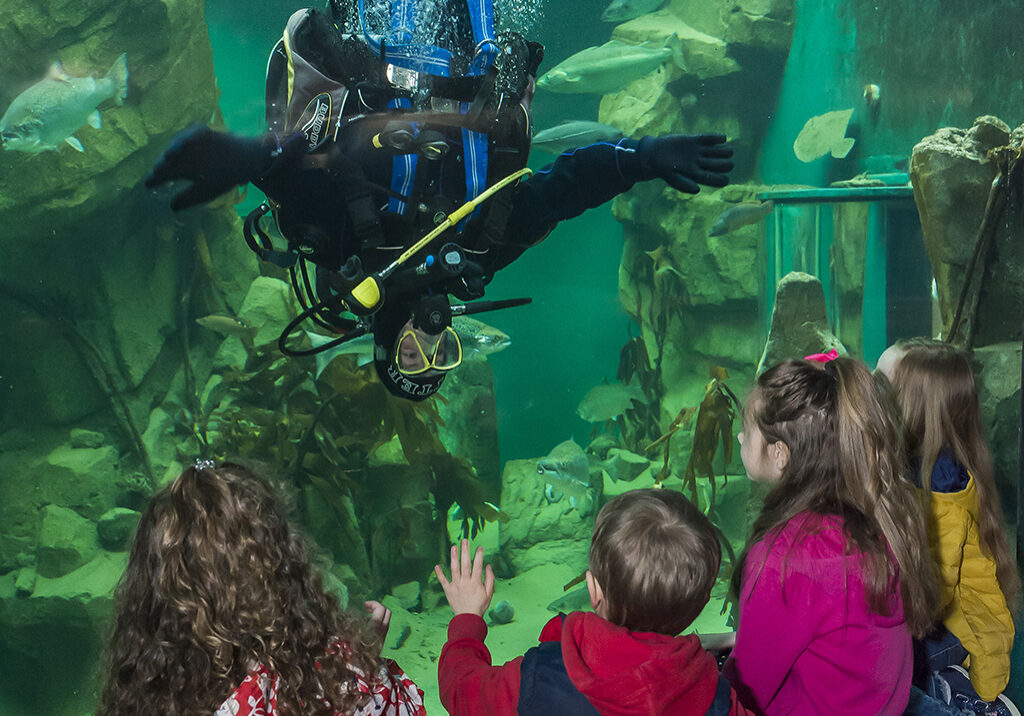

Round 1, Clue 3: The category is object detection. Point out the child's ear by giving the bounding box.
[771,440,790,472]
[585,570,606,616]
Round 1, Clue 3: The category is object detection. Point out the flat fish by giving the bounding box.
[708,200,774,237]
[576,380,646,422]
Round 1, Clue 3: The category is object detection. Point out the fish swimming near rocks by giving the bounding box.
[532,120,625,154]
[536,439,595,512]
[547,585,591,613]
[1,53,128,153]
[708,200,774,237]
[793,108,855,163]
[577,379,646,422]
[307,315,511,379]
[537,35,685,96]
[601,0,668,23]
[196,314,257,347]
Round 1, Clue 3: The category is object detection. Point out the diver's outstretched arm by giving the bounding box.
[144,125,303,211]
[491,133,734,271]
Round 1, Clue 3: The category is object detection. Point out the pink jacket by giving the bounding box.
[724,513,912,715]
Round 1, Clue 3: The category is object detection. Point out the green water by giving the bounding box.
[1,0,1022,712]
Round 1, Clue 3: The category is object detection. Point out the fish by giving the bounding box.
[532,121,625,154]
[196,314,257,346]
[536,439,595,512]
[536,35,686,96]
[547,585,591,613]
[793,108,856,163]
[601,0,668,23]
[452,315,511,356]
[576,379,646,422]
[1,53,128,153]
[306,315,511,379]
[708,200,774,237]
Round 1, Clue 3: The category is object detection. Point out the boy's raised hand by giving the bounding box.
[435,539,495,617]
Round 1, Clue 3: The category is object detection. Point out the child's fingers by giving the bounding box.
[434,563,451,590]
[460,539,472,578]
[484,564,495,598]
[472,544,485,579]
[450,543,459,579]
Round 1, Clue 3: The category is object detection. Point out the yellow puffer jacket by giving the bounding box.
[927,475,1015,701]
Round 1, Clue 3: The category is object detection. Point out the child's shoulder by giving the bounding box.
[758,512,849,562]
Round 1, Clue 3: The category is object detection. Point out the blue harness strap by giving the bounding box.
[387,96,417,215]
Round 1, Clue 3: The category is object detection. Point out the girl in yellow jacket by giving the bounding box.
[877,339,1020,715]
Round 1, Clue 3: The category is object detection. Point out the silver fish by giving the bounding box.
[601,0,668,23]
[708,200,774,237]
[537,439,594,511]
[195,314,257,345]
[532,121,624,155]
[1,53,128,153]
[577,380,646,422]
[307,315,511,379]
[537,35,685,96]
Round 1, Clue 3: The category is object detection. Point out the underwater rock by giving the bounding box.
[96,508,141,551]
[910,116,1024,345]
[602,448,653,482]
[391,581,422,611]
[0,551,126,713]
[0,0,219,238]
[757,272,846,373]
[499,458,594,575]
[36,504,100,578]
[238,276,301,349]
[14,566,36,597]
[487,599,516,625]
[69,428,105,449]
[971,343,1021,502]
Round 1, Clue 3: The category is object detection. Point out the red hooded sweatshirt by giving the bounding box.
[438,611,753,716]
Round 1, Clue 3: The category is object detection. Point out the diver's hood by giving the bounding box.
[371,301,448,400]
[373,356,447,400]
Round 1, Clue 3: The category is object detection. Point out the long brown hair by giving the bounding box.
[734,358,939,637]
[892,340,1021,614]
[98,462,384,715]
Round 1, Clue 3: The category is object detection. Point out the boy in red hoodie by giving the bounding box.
[434,488,754,716]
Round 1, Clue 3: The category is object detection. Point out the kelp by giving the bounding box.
[645,366,740,513]
[684,367,741,512]
[184,341,500,586]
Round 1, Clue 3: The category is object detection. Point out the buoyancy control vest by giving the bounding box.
[255,4,543,297]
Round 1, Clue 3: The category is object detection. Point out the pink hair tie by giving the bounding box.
[804,349,839,363]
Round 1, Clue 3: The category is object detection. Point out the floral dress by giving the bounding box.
[215,656,426,716]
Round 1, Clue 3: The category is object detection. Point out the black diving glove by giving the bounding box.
[145,125,299,211]
[636,133,734,194]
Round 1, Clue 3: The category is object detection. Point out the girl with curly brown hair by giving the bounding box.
[97,461,426,716]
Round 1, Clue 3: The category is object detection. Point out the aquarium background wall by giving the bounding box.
[0,0,1022,713]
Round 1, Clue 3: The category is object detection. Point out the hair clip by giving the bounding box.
[193,458,216,471]
[804,349,839,363]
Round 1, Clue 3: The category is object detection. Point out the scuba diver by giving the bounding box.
[144,0,734,401]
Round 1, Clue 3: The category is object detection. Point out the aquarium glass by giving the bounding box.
[0,0,1021,713]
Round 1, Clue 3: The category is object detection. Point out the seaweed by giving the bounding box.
[683,367,741,513]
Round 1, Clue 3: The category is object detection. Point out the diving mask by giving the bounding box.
[395,325,462,375]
